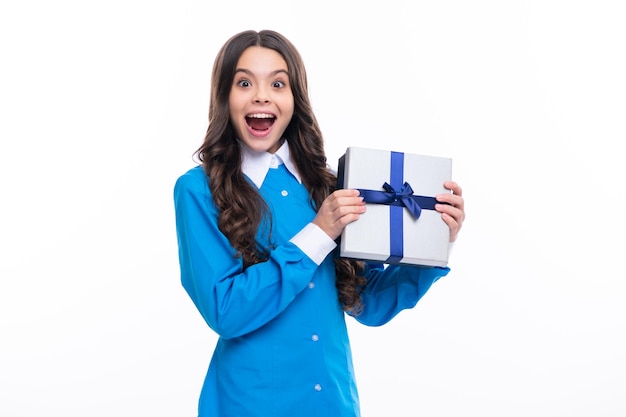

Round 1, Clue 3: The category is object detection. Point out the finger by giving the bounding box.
[335,211,364,228]
[436,203,463,222]
[435,193,464,211]
[443,181,462,196]
[334,202,366,217]
[441,212,460,242]
[329,193,365,212]
[332,188,361,199]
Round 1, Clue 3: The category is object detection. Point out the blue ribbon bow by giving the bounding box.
[358,181,430,219]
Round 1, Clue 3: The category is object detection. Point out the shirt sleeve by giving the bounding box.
[174,170,323,340]
[290,223,337,265]
[350,262,451,326]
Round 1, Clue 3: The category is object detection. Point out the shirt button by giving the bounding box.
[311,334,319,342]
[308,282,315,289]
[281,190,288,196]
[314,384,322,392]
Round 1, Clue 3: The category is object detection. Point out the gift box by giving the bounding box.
[337,146,452,267]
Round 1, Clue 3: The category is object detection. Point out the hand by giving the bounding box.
[435,181,465,242]
[312,189,366,240]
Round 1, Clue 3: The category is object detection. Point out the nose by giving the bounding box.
[253,86,270,104]
[253,95,270,104]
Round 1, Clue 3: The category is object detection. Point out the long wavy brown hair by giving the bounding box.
[195,30,366,313]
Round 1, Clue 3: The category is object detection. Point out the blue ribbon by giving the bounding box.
[358,182,439,219]
[356,151,438,263]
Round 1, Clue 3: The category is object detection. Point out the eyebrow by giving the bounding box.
[234,68,289,77]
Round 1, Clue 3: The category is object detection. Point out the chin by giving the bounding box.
[244,138,282,153]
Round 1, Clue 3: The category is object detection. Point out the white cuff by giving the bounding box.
[290,223,337,265]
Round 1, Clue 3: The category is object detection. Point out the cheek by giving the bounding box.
[283,96,295,118]
[226,106,244,134]
[228,88,246,110]
[227,93,237,114]
[228,95,244,121]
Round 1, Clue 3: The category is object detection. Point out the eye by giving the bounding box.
[272,80,286,88]
[237,79,251,87]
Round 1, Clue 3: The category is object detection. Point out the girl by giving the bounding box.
[174,29,465,417]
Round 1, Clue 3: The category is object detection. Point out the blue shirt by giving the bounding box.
[173,143,450,417]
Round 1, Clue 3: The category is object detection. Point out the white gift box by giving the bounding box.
[337,147,452,267]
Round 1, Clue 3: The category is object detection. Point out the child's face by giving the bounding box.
[229,46,295,154]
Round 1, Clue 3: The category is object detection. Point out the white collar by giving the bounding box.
[240,140,302,188]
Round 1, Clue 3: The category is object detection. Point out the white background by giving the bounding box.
[1,1,625,416]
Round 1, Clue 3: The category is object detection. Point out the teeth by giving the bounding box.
[247,113,274,119]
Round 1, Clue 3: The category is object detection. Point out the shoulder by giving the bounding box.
[174,165,210,196]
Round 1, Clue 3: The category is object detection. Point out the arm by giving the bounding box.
[174,170,328,339]
[350,263,450,326]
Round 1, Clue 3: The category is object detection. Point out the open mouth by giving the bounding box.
[245,113,276,132]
